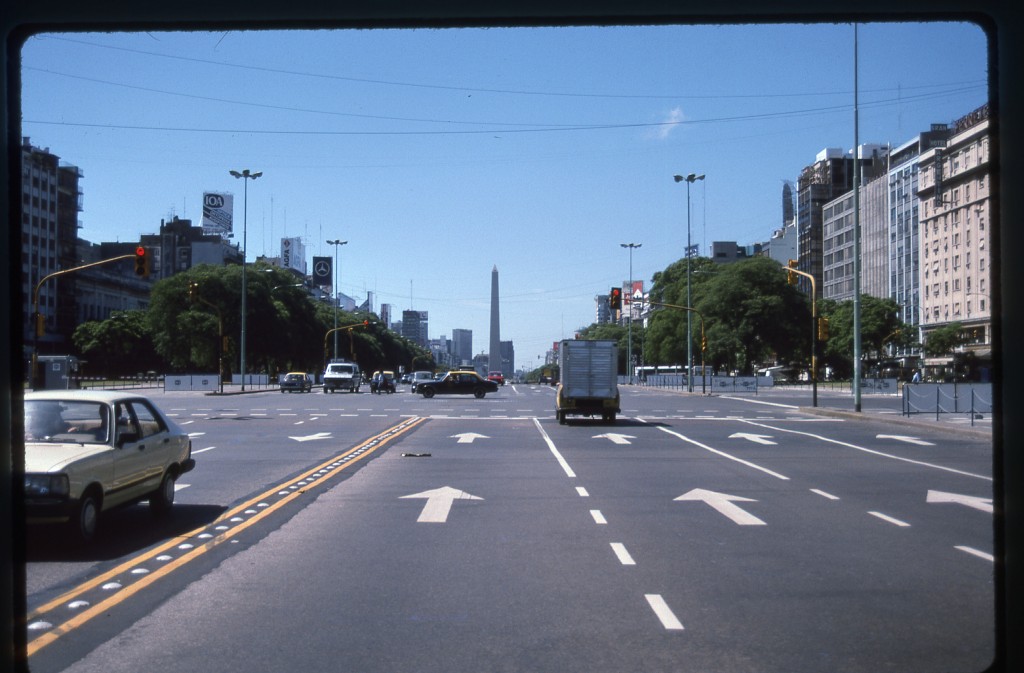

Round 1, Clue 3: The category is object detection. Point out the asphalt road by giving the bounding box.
[22,383,996,672]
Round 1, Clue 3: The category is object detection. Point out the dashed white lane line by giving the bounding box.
[576,487,589,497]
[590,510,608,525]
[868,511,911,527]
[610,543,636,566]
[645,594,684,630]
[955,546,994,562]
[811,488,840,500]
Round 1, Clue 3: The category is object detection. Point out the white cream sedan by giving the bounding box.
[23,390,195,543]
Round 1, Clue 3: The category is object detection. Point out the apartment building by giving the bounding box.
[916,104,992,372]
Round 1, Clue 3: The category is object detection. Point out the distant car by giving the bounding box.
[23,390,195,543]
[410,370,436,392]
[280,371,313,393]
[487,371,505,385]
[418,370,499,399]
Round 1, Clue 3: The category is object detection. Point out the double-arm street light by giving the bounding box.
[620,243,641,383]
[326,239,348,360]
[674,172,705,392]
[230,169,262,391]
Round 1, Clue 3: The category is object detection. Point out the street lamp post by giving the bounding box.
[326,239,348,360]
[230,169,262,391]
[674,173,705,392]
[620,243,641,384]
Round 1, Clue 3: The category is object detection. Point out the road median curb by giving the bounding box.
[798,406,992,438]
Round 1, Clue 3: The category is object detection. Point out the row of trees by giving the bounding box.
[72,263,434,379]
[572,255,968,380]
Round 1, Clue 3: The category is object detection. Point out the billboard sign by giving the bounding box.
[312,256,332,287]
[201,192,233,236]
[281,237,305,274]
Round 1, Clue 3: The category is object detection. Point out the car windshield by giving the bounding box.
[25,400,110,444]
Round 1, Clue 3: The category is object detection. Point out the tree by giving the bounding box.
[694,257,810,374]
[923,322,968,357]
[820,295,914,378]
[72,310,164,377]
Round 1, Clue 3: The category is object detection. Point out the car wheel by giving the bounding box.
[150,470,176,517]
[71,488,100,544]
[422,388,435,399]
[474,388,486,399]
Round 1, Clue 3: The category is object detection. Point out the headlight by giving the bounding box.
[25,474,70,498]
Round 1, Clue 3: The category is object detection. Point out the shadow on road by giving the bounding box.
[24,503,228,562]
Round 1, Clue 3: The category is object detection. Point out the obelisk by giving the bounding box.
[489,265,500,375]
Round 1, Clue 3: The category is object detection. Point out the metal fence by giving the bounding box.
[625,375,901,395]
[902,382,993,425]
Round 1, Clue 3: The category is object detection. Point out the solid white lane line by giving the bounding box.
[645,594,684,630]
[532,417,576,478]
[610,543,636,565]
[736,419,991,482]
[658,427,790,481]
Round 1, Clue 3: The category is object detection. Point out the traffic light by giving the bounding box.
[35,312,45,337]
[609,287,622,311]
[701,334,707,352]
[188,282,199,302]
[134,246,151,278]
[817,316,830,341]
[787,259,798,285]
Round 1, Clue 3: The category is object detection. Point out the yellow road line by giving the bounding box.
[27,416,426,655]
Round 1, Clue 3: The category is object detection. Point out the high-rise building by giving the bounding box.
[452,328,473,366]
[796,146,886,297]
[917,104,992,374]
[21,138,83,358]
[402,310,428,347]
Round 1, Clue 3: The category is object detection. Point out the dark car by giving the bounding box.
[280,372,313,393]
[417,370,499,399]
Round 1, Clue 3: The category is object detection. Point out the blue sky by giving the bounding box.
[20,22,988,369]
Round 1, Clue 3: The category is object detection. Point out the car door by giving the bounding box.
[111,400,169,505]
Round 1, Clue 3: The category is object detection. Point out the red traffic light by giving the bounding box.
[134,246,150,277]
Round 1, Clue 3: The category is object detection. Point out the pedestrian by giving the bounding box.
[912,369,921,383]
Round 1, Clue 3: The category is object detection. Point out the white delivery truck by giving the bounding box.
[555,339,620,424]
[322,360,362,393]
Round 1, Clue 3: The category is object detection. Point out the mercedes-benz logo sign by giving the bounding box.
[314,261,330,277]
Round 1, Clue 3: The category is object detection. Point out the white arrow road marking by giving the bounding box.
[593,433,635,445]
[288,432,332,442]
[451,432,490,444]
[927,490,994,513]
[400,486,483,523]
[728,432,777,445]
[674,488,767,526]
[877,434,935,446]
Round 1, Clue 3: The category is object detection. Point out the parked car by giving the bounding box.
[487,371,505,385]
[23,390,195,543]
[417,370,499,399]
[410,370,436,392]
[280,371,313,393]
